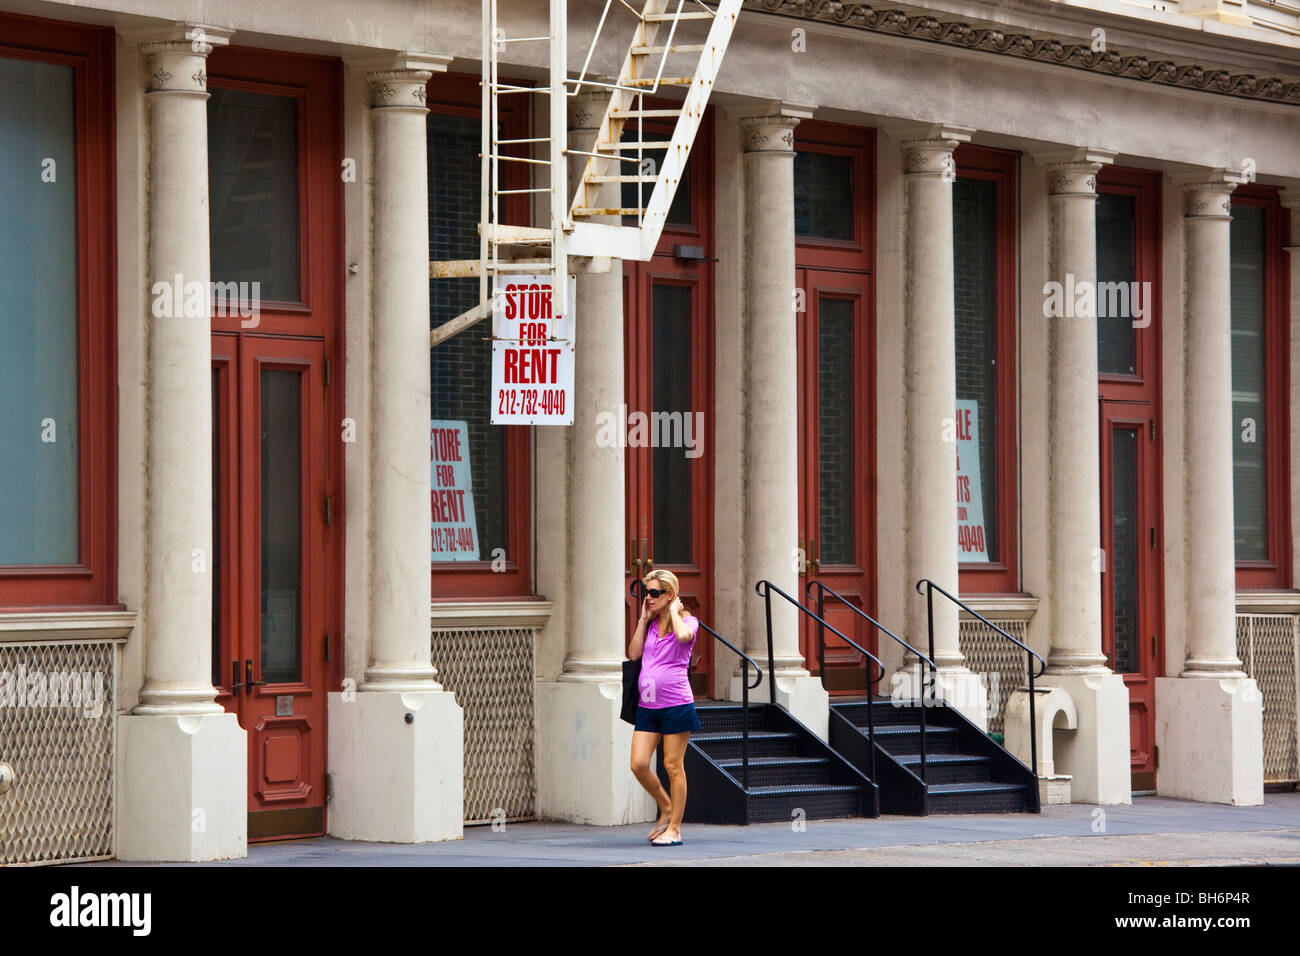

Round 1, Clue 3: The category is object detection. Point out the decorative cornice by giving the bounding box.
[744,0,1300,106]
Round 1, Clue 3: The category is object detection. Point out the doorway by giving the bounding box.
[207,47,344,840]
[1096,167,1164,790]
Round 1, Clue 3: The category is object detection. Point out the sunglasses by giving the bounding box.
[645,588,668,599]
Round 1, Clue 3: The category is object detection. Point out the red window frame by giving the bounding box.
[0,13,116,609]
[428,72,532,599]
[1233,185,1292,591]
[954,144,1018,594]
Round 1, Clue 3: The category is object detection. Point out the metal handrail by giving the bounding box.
[630,580,762,789]
[914,578,1047,786]
[754,579,890,786]
[807,580,938,787]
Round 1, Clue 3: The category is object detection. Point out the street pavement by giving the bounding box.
[77,791,1300,866]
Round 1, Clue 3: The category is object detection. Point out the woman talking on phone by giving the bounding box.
[628,568,700,846]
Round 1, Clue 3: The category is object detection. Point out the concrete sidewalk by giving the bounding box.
[81,791,1300,866]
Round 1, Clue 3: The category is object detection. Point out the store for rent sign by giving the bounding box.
[490,274,575,425]
[955,399,989,562]
[431,420,479,561]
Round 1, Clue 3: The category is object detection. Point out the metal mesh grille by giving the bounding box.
[957,618,1029,737]
[430,627,536,824]
[0,640,117,865]
[1236,614,1300,784]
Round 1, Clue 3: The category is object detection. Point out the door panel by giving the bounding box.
[797,269,876,693]
[624,262,714,696]
[1099,402,1161,784]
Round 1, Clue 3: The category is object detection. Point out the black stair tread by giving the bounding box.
[871,724,957,735]
[745,784,862,795]
[715,756,828,767]
[693,731,794,741]
[892,753,989,764]
[926,781,1026,794]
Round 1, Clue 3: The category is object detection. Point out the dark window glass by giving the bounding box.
[429,112,507,562]
[1096,192,1137,375]
[1109,428,1139,673]
[209,89,300,302]
[652,284,693,565]
[0,55,79,565]
[619,125,691,226]
[953,176,998,561]
[795,151,854,241]
[212,371,221,689]
[260,370,302,685]
[1230,204,1268,562]
[818,298,855,565]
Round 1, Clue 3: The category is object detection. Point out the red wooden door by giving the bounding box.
[214,338,332,840]
[623,257,715,696]
[1099,401,1162,785]
[797,268,876,694]
[207,46,343,840]
[1096,166,1163,789]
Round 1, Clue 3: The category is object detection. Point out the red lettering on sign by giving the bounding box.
[504,350,519,383]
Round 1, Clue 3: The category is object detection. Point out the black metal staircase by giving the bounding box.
[813,579,1045,815]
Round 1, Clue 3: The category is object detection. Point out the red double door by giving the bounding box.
[208,48,344,840]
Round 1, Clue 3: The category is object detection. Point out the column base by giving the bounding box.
[327,689,464,842]
[1155,677,1263,805]
[116,712,246,861]
[729,672,829,741]
[892,665,989,731]
[535,679,656,824]
[1037,672,1131,805]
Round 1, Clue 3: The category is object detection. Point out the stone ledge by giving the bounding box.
[0,610,135,643]
[430,600,553,630]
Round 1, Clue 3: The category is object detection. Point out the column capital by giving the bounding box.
[345,50,453,75]
[740,112,805,154]
[1278,187,1300,210]
[1032,145,1116,168]
[1035,148,1115,197]
[1182,177,1241,220]
[123,21,233,52]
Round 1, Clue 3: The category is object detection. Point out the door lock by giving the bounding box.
[245,659,266,692]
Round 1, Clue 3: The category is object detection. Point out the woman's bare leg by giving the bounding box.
[655,731,690,842]
[631,731,671,836]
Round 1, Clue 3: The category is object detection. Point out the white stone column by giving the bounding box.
[1156,171,1263,806]
[1028,147,1130,805]
[328,55,465,843]
[535,91,653,825]
[117,24,247,862]
[898,126,987,728]
[733,108,828,738]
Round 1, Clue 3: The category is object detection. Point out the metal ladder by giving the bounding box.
[430,0,741,347]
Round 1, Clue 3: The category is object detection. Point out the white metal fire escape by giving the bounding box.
[430,0,741,347]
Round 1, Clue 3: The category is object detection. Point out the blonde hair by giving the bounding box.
[642,569,680,600]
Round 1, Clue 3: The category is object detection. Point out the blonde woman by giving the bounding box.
[628,569,700,847]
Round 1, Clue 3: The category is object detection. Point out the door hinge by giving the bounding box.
[324,633,332,662]
[324,358,331,387]
[1150,527,1156,549]
[324,772,333,804]
[324,495,332,526]
[1152,634,1157,657]
[1149,419,1156,440]
[1153,745,1159,769]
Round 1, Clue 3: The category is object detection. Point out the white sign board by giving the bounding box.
[490,274,576,425]
[955,399,989,562]
[431,419,480,561]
